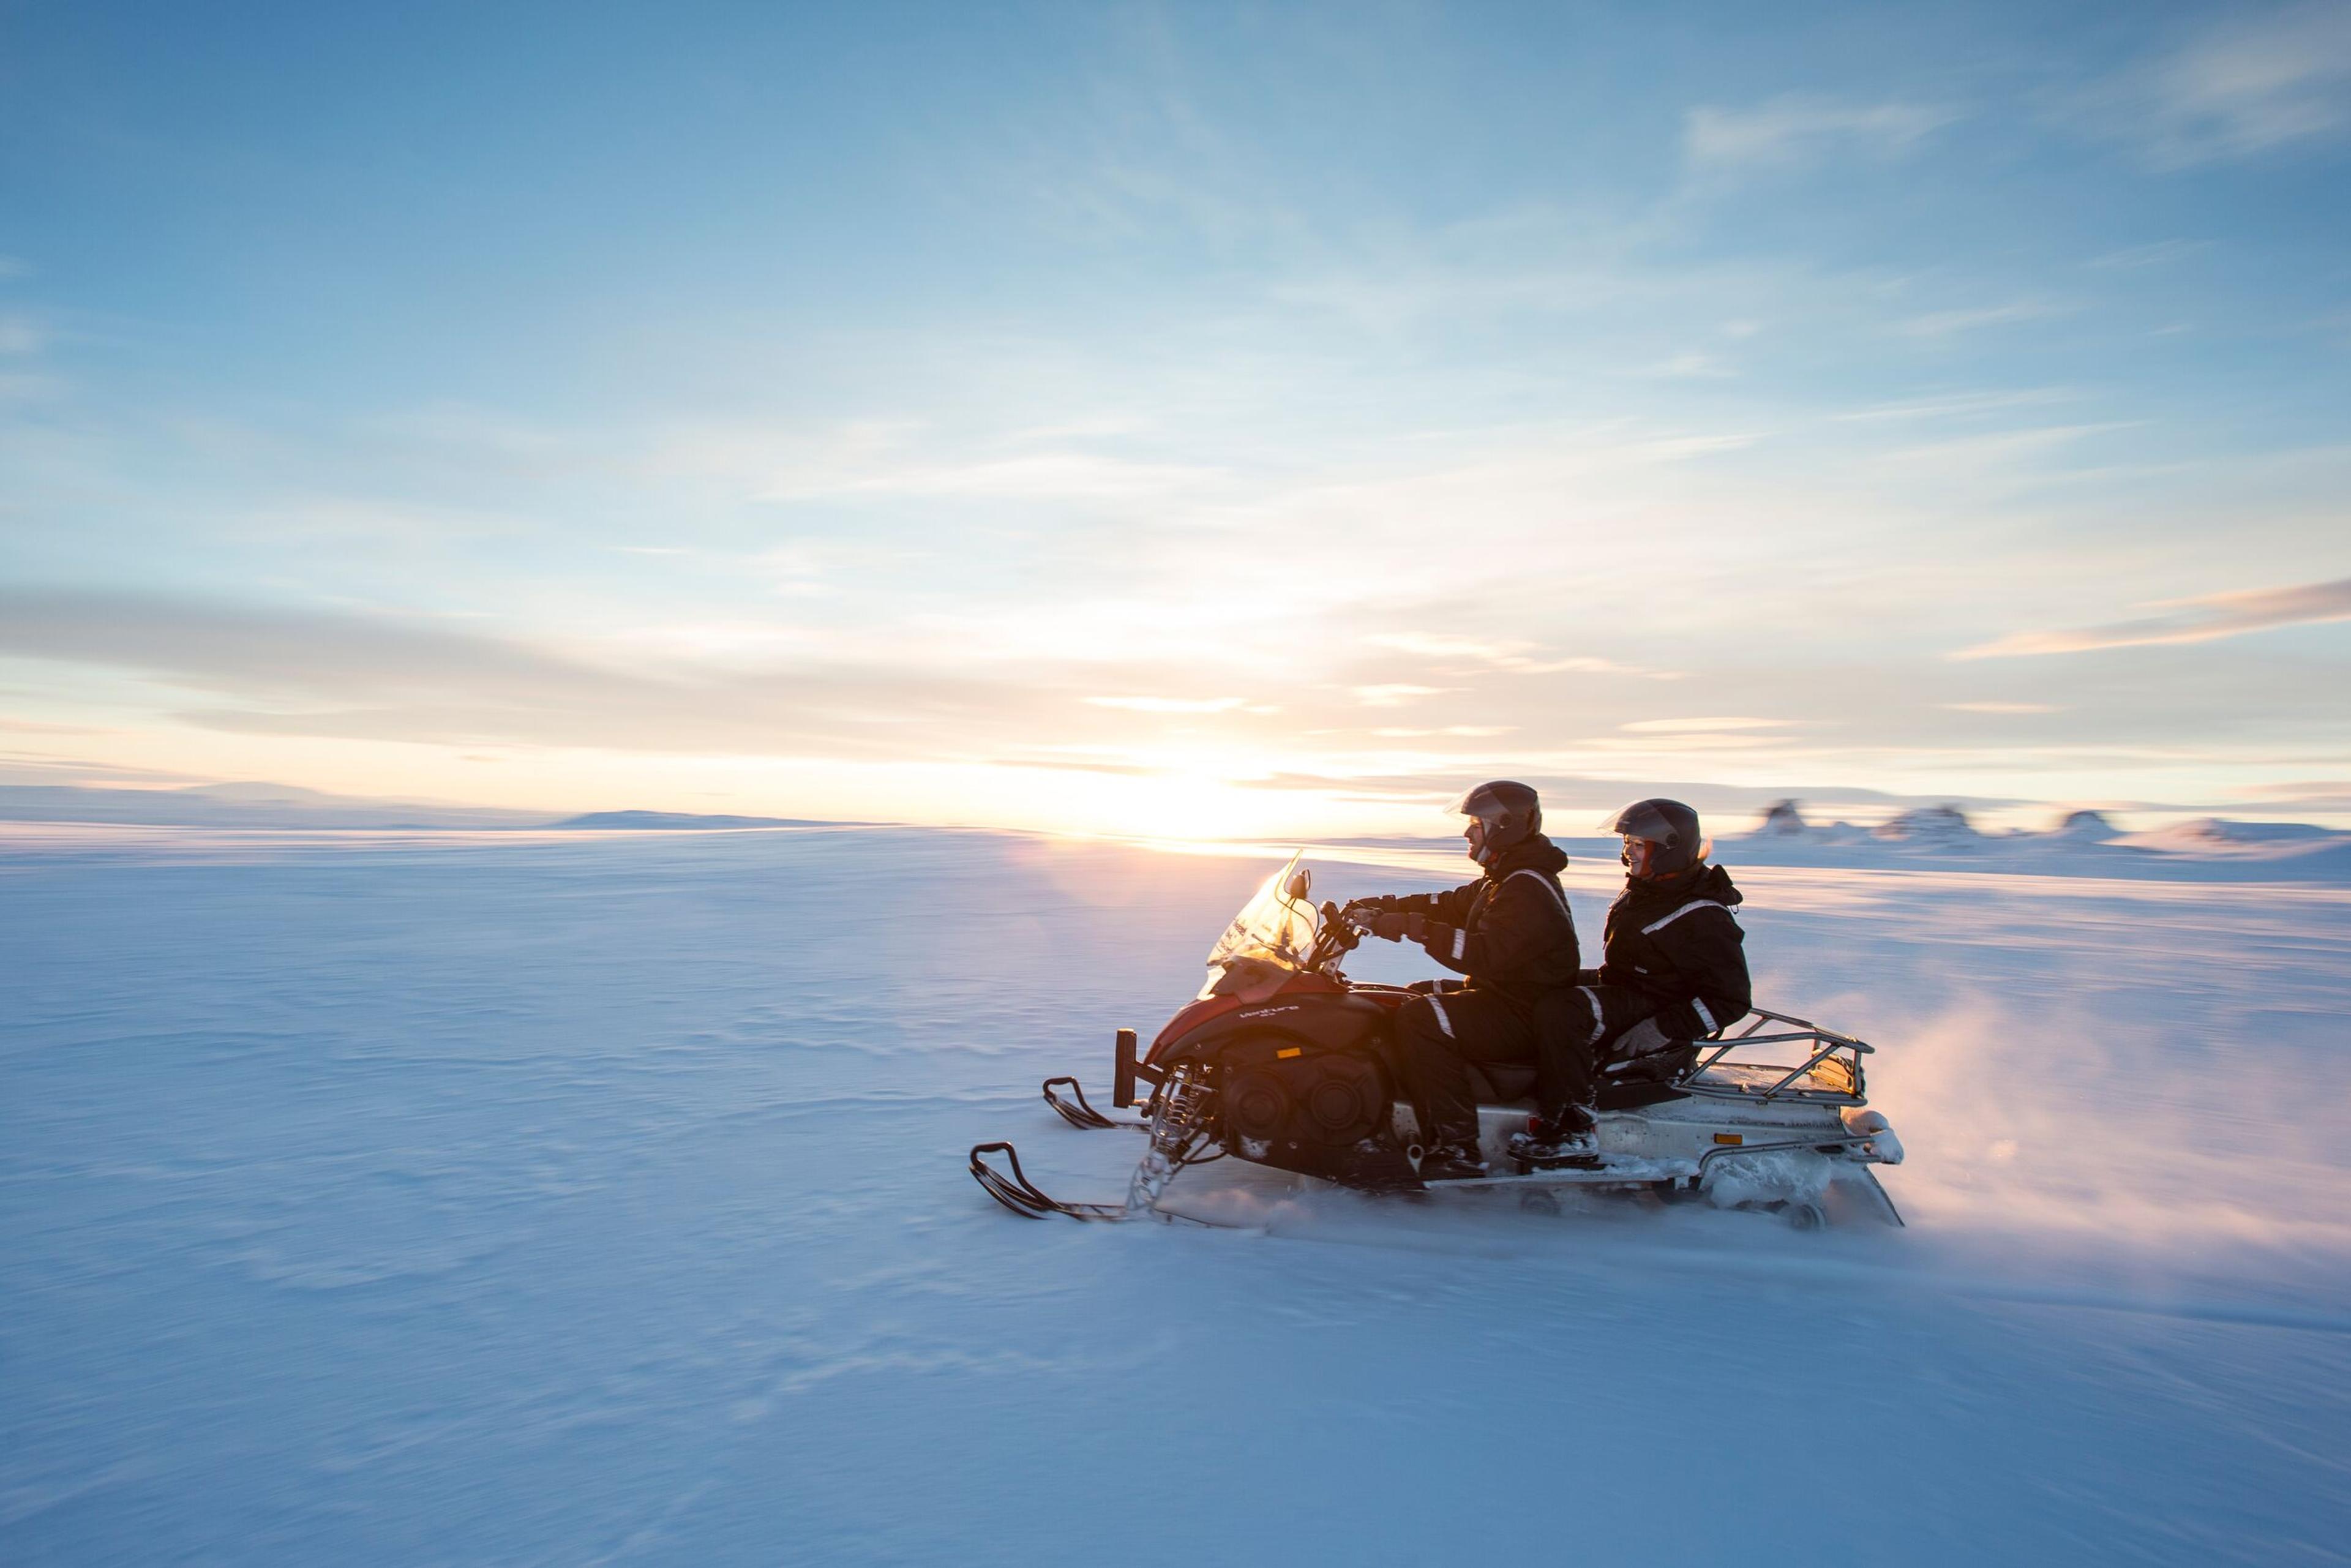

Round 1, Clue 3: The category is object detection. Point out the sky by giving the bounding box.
[3,0,2349,838]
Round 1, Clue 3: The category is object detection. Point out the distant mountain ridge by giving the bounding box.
[0,783,860,831]
[550,811,851,830]
[0,783,547,829]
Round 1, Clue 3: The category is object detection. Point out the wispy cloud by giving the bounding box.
[0,587,1058,758]
[1642,351,1735,380]
[0,313,45,355]
[1362,634,1654,677]
[0,370,61,403]
[1083,695,1248,713]
[1619,716,1796,734]
[1833,389,2075,423]
[0,751,208,787]
[1684,96,1961,168]
[1957,576,2351,659]
[2230,779,2351,809]
[1895,302,2067,339]
[0,716,108,735]
[1370,725,1515,738]
[1865,422,2135,481]
[1636,432,1758,460]
[2076,2,2351,168]
[764,450,1220,503]
[1353,683,1452,707]
[1944,702,2061,715]
[2083,239,2206,271]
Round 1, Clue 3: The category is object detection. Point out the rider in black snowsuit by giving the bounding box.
[1349,781,1581,1180]
[1516,798,1750,1161]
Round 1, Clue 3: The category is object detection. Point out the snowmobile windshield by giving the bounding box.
[1197,851,1320,1000]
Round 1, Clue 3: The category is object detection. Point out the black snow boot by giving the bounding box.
[1509,1106,1599,1168]
[1417,1140,1489,1182]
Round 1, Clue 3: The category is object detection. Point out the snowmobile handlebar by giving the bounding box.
[1314,900,1367,964]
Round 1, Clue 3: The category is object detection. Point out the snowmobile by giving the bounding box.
[970,853,1906,1228]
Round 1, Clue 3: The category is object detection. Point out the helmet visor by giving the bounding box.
[1447,786,1501,824]
[1603,801,1711,866]
[1602,800,1679,844]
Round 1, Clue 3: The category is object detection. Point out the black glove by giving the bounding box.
[1614,1015,1676,1059]
[1371,911,1425,942]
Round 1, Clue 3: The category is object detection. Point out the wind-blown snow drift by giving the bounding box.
[2,825,2345,1564]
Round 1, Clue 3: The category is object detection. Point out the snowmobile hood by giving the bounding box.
[1149,970,1350,1056]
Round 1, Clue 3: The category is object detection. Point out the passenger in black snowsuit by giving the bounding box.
[1514,798,1750,1163]
[1347,781,1580,1180]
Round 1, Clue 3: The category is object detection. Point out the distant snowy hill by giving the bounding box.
[1872,804,1980,845]
[2050,809,2120,842]
[2117,816,2344,851]
[550,810,853,830]
[1712,801,2351,881]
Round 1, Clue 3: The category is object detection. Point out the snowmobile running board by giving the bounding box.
[1452,1158,1699,1187]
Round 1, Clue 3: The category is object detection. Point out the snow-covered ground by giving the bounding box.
[4,825,2347,1564]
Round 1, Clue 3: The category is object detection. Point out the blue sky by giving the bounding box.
[4,1,2349,835]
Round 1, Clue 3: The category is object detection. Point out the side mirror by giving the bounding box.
[1285,868,1311,901]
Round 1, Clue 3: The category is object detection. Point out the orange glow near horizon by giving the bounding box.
[8,715,2347,841]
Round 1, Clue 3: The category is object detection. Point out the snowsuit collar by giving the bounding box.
[1621,860,1741,908]
[1486,833,1569,880]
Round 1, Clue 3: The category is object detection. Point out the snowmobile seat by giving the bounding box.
[1594,1078,1690,1111]
[1605,1041,1700,1082]
[1466,1058,1693,1112]
[1463,1061,1538,1106]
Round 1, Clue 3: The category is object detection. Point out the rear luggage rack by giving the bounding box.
[1676,1009,1872,1105]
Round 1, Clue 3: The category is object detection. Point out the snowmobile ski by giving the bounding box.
[1041,1075,1140,1131]
[967,1142,1128,1221]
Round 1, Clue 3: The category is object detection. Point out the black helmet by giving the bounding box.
[1603,798,1706,876]
[1450,780,1542,865]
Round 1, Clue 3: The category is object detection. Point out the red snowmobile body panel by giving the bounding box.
[1148,971,1408,1061]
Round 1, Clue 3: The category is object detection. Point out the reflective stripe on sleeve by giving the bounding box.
[1451,927,1466,961]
